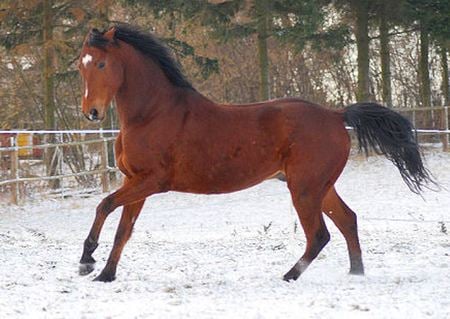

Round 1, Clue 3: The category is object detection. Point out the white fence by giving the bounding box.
[1,106,449,204]
[394,106,449,151]
[0,130,120,204]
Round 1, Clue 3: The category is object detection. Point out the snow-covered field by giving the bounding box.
[1,150,449,319]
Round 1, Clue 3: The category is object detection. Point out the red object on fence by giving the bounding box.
[0,133,14,148]
[32,135,44,158]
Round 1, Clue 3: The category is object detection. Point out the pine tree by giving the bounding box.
[334,0,373,102]
[132,1,348,101]
[405,0,450,108]
[372,0,408,107]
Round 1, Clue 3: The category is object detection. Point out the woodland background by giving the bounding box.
[0,0,449,131]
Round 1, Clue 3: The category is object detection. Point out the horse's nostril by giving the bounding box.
[90,108,98,117]
[89,108,99,120]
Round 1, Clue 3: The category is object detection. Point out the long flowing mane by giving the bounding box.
[87,24,195,90]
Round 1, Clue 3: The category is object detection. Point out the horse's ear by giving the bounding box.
[104,27,116,41]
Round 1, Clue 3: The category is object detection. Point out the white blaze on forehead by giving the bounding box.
[82,54,93,67]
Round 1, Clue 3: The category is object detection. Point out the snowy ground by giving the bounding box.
[1,150,449,319]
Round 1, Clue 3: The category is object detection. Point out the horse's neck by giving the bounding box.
[114,52,178,127]
[114,48,217,128]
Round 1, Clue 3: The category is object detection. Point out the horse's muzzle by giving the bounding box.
[84,108,103,122]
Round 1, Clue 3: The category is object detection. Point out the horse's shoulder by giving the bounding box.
[114,133,123,155]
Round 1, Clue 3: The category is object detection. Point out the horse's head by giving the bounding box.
[78,27,124,122]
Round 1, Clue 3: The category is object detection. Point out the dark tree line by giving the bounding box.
[1,0,449,131]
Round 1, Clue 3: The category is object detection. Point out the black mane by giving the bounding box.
[88,24,195,90]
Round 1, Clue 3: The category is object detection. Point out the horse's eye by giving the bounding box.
[98,62,105,69]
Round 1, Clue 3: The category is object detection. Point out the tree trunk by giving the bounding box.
[441,47,449,106]
[419,22,431,108]
[439,46,449,150]
[43,0,55,131]
[43,0,59,189]
[255,0,270,101]
[355,0,370,102]
[379,11,392,107]
[97,0,109,29]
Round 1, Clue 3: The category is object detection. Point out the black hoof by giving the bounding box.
[79,263,95,276]
[349,268,365,275]
[93,272,116,282]
[349,259,364,275]
[283,268,301,282]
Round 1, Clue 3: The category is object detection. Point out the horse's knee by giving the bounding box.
[97,196,115,215]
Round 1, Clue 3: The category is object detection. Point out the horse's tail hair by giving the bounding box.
[343,102,435,194]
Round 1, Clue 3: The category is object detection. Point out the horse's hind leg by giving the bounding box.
[93,199,145,282]
[322,187,364,275]
[283,182,330,281]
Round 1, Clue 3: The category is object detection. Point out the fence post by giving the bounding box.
[443,106,449,152]
[99,130,110,193]
[58,132,64,197]
[10,136,19,205]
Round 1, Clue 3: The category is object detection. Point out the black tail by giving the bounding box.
[343,102,434,194]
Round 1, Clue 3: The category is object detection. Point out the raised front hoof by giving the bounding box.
[79,263,95,276]
[283,268,301,282]
[93,272,116,283]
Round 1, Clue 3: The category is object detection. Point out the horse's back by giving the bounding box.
[228,97,348,150]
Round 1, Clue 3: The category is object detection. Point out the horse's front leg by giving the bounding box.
[79,200,113,275]
[79,176,161,279]
[93,199,145,282]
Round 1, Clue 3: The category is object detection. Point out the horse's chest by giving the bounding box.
[117,136,170,176]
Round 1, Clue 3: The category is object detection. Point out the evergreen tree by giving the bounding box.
[121,0,220,82]
[372,0,409,107]
[405,0,450,107]
[334,0,374,102]
[132,0,348,101]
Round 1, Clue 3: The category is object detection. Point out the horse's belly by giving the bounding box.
[171,156,281,194]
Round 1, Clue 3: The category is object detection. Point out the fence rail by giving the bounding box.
[394,106,449,151]
[1,106,449,204]
[0,131,119,204]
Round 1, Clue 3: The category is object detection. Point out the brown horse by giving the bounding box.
[77,25,432,282]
